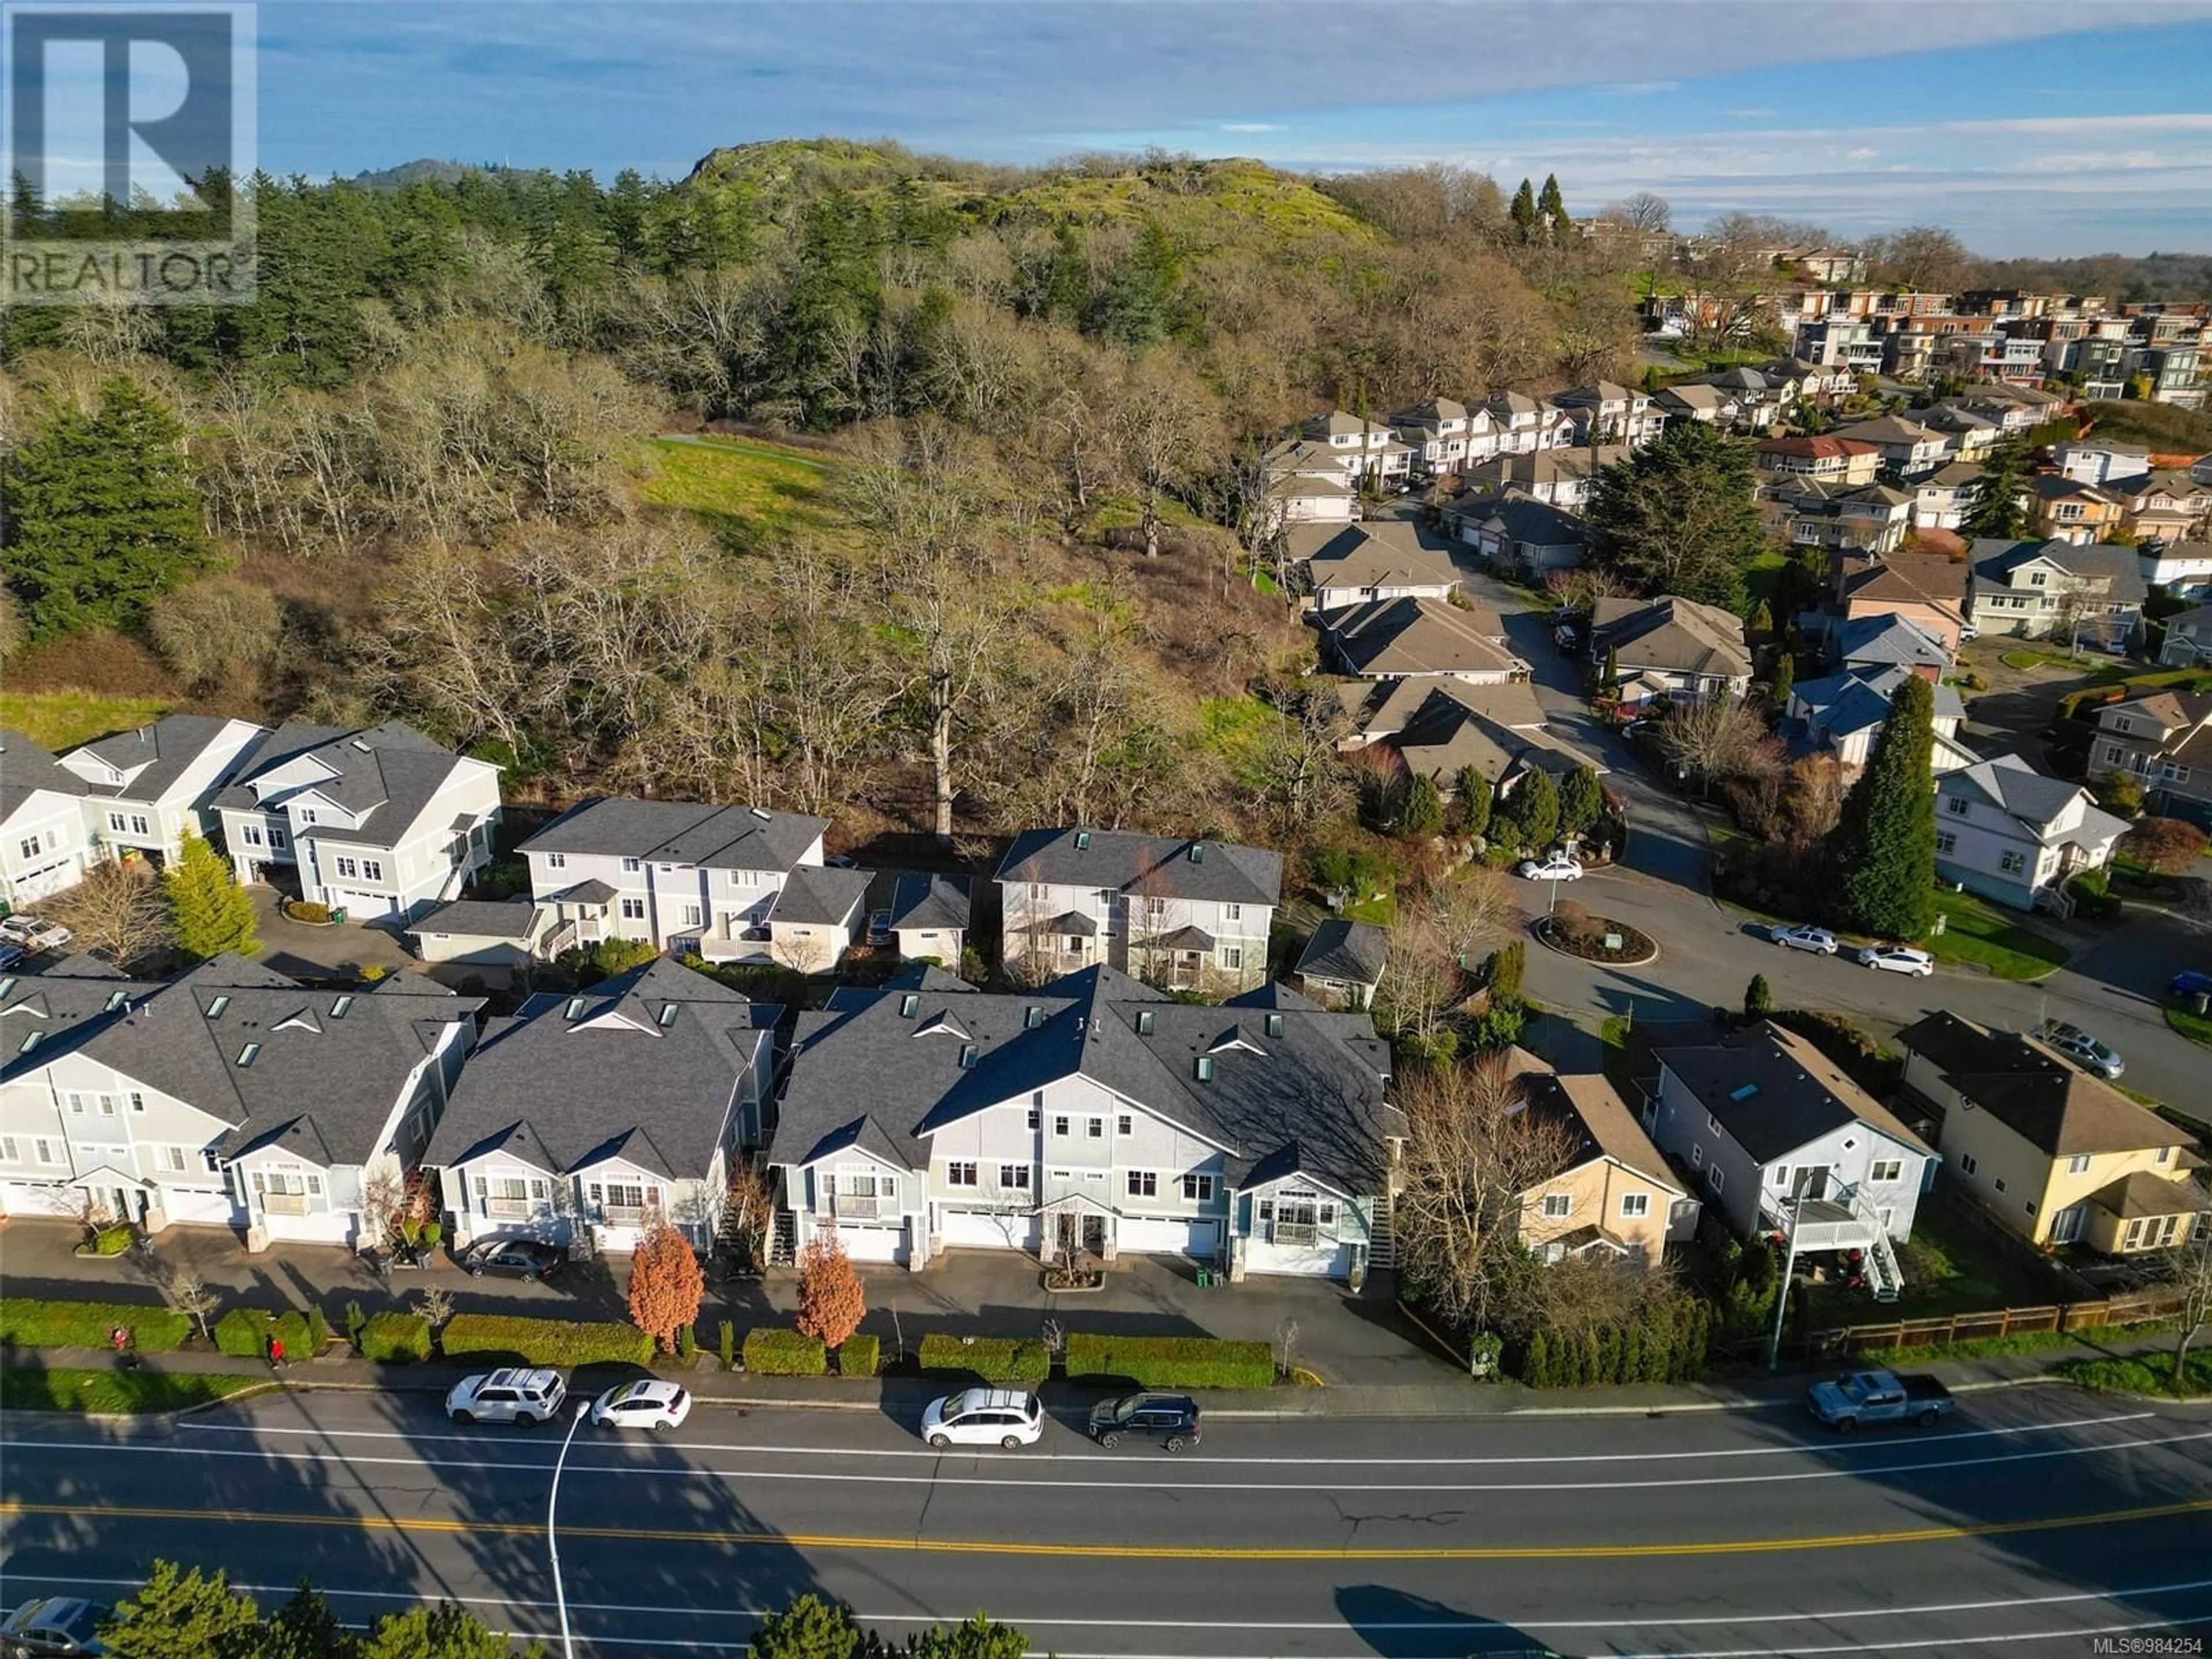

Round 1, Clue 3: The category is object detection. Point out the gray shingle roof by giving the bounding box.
[1588,596,1752,679]
[63,715,262,804]
[1655,1022,1930,1164]
[995,830,1281,908]
[520,796,828,873]
[213,722,480,847]
[1832,612,1951,672]
[768,864,871,927]
[0,729,88,825]
[423,956,779,1180]
[1320,596,1522,679]
[863,870,972,934]
[770,966,1397,1194]
[410,899,546,941]
[1942,753,2090,832]
[1295,919,1388,988]
[1969,538,2147,603]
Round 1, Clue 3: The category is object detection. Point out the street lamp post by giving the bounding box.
[1766,1198,1801,1373]
[549,1398,593,1659]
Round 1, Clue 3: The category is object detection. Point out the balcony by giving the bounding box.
[1270,1221,1320,1247]
[834,1194,887,1221]
[262,1192,309,1217]
[484,1196,531,1221]
[601,1205,647,1227]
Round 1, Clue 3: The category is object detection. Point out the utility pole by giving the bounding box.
[1767,1198,1801,1373]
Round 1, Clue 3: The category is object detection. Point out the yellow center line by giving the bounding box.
[7,1495,2212,1560]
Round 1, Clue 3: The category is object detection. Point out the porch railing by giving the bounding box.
[484,1196,531,1221]
[1271,1220,1319,1247]
[835,1194,886,1221]
[601,1205,647,1227]
[262,1192,309,1217]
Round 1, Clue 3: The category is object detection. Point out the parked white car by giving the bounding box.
[921,1388,1046,1450]
[1517,855,1585,882]
[0,915,72,953]
[445,1368,567,1426]
[1772,925,1838,956]
[1857,945,1935,977]
[591,1379,691,1431]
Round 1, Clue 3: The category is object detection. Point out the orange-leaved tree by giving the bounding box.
[627,1213,704,1354]
[796,1226,865,1350]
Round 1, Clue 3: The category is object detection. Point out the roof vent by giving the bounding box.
[350,737,372,752]
[1729,1082,1759,1101]
[1075,831,1091,851]
[749,807,771,821]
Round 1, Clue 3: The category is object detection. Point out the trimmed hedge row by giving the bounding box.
[918,1333,1050,1387]
[358,1312,433,1363]
[0,1297,190,1353]
[214,1308,315,1359]
[1065,1334,1274,1390]
[744,1328,827,1376]
[440,1313,653,1368]
[838,1334,880,1377]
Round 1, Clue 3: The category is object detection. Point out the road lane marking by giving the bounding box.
[17,1423,2212,1493]
[168,1408,2166,1464]
[11,1572,2212,1632]
[10,1491,2212,1559]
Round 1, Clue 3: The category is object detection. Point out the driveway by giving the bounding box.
[247,886,419,983]
[1956,644,2099,771]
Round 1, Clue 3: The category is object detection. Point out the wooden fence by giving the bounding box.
[1797,1288,2187,1363]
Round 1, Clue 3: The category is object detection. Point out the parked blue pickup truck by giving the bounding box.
[1806,1369,1955,1433]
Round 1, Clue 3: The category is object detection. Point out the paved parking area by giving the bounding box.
[247,887,418,983]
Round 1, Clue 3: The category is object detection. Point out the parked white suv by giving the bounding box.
[921,1388,1045,1450]
[445,1368,567,1426]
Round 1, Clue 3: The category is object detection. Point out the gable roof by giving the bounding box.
[1758,435,1882,462]
[769,965,1398,1194]
[1655,1021,1930,1164]
[767,863,872,927]
[0,729,88,825]
[1320,596,1523,679]
[408,899,548,942]
[864,870,972,935]
[1445,490,1592,549]
[1940,752,2110,839]
[1794,665,1963,740]
[1896,1012,2182,1158]
[1460,445,1630,493]
[61,715,264,804]
[424,956,778,1180]
[1306,527,1461,593]
[1830,415,1943,447]
[520,796,828,873]
[995,829,1282,908]
[1383,681,1605,791]
[1588,596,1752,680]
[1516,1068,1684,1196]
[1969,538,2147,603]
[1294,919,1388,988]
[213,722,484,847]
[1831,612,1952,672]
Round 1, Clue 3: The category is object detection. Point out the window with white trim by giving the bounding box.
[1127,1171,1157,1198]
[1620,1192,1651,1219]
[998,1164,1031,1191]
[1181,1173,1215,1202]
[242,824,264,847]
[157,1145,189,1173]
[1961,1153,1979,1176]
[1707,1165,1725,1195]
[1086,1118,1104,1139]
[1868,1158,1903,1183]
[1999,850,2026,875]
[683,903,703,928]
[1540,1192,1571,1219]
[545,851,566,869]
[1053,1116,1070,1138]
[2066,1154,2092,1175]
[1219,945,1244,971]
[36,1138,60,1164]
[0,1136,16,1161]
[622,858,642,873]
[360,859,384,882]
[946,1162,979,1187]
[1116,1115,1132,1136]
[1690,1144,1703,1169]
[620,897,647,921]
[267,827,286,850]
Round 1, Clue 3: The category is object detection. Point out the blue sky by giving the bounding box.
[244,0,2212,257]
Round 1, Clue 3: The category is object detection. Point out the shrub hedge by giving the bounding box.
[213,1308,315,1360]
[838,1334,880,1377]
[357,1312,432,1363]
[918,1332,1050,1386]
[81,1226,133,1256]
[743,1328,827,1376]
[0,1297,189,1352]
[1063,1334,1274,1390]
[440,1313,653,1368]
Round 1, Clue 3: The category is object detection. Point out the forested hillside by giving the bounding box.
[0,140,1639,845]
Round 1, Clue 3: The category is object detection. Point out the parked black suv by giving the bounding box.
[461,1239,563,1281]
[1088,1392,1202,1451]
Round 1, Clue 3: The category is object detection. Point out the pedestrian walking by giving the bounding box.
[267,1334,285,1371]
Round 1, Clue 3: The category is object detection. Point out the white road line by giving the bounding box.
[13,1425,2212,1492]
[168,1408,2165,1465]
[10,1571,2212,1631]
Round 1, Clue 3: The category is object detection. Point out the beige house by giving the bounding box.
[1505,1053,1696,1269]
[1899,1012,2210,1254]
[1833,551,1972,655]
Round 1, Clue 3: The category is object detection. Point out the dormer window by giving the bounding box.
[236,1042,262,1067]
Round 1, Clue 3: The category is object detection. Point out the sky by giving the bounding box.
[236,0,2212,257]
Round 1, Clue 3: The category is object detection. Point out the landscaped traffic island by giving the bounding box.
[1533,902,1658,966]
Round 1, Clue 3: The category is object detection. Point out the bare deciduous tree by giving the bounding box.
[1656,697,1770,794]
[168,1268,223,1343]
[45,861,171,968]
[2162,1233,2212,1390]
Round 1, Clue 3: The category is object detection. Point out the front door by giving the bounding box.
[1082,1215,1107,1257]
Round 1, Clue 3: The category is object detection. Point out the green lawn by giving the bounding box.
[0,690,172,751]
[641,435,855,554]
[2165,1005,2212,1048]
[0,1366,268,1414]
[1342,894,1397,925]
[2055,1349,2212,1399]
[1924,891,2070,982]
[1744,550,1790,609]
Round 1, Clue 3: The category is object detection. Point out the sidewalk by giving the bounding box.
[16,1323,2195,1421]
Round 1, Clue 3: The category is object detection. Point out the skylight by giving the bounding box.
[237,1042,262,1067]
[1729,1082,1759,1101]
[106,991,129,1013]
[566,996,587,1020]
[1137,1010,1154,1035]
[331,995,354,1018]
[658,1002,679,1028]
[959,1044,979,1069]
[1074,831,1091,850]
[207,995,230,1018]
[900,993,920,1017]
[1264,1013,1285,1038]
[1194,1056,1215,1082]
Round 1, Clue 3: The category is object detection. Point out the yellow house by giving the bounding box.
[1899,1013,2209,1255]
[1506,1056,1696,1268]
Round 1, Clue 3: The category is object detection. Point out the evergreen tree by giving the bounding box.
[1536,173,1568,242]
[164,829,259,963]
[1558,766,1604,839]
[1830,674,1938,940]
[909,1617,1031,1659]
[780,187,881,427]
[2,379,212,641]
[1744,972,1774,1020]
[1399,772,1444,838]
[1455,766,1491,839]
[1962,439,2032,540]
[1522,1331,1551,1386]
[102,1561,261,1659]
[357,1603,516,1659]
[1509,178,1538,240]
[1585,421,1768,613]
[1506,770,1561,852]
[1484,940,1526,1006]
[259,1584,347,1659]
[1770,651,1795,715]
[747,1593,863,1659]
[1601,643,1620,694]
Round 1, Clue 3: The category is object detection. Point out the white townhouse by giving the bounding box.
[995,829,1281,995]
[1387,398,1500,478]
[426,956,779,1253]
[1297,410,1413,482]
[768,966,1400,1281]
[1936,753,2128,914]
[212,722,503,924]
[2054,440,2154,488]
[1480,392,1575,456]
[1550,382,1665,449]
[0,955,476,1247]
[1827,415,1952,479]
[60,716,268,868]
[1646,1022,1936,1302]
[2141,538,2212,598]
[0,732,96,911]
[518,796,868,971]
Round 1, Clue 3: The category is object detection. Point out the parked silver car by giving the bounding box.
[2038,1020,2124,1079]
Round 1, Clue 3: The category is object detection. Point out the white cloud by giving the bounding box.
[1219,122,1285,132]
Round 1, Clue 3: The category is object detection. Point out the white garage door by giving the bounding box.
[330,889,399,921]
[940,1209,1040,1252]
[1245,1238,1354,1279]
[1118,1216,1220,1258]
[158,1187,240,1227]
[264,1209,356,1246]
[836,1222,907,1263]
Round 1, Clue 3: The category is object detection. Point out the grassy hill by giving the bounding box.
[2075,399,2212,456]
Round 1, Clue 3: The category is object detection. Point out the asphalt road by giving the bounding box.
[8,1387,2212,1656]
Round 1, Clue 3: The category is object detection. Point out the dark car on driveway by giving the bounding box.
[1,1598,112,1657]
[461,1238,563,1281]
[1088,1392,1201,1451]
